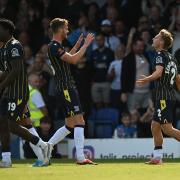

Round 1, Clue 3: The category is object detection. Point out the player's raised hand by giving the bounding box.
[75,33,84,49]
[84,33,94,47]
[136,75,149,86]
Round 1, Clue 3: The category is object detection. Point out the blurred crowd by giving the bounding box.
[0,0,180,139]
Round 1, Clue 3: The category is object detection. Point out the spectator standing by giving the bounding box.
[93,19,120,52]
[28,74,48,127]
[121,39,151,112]
[90,33,114,108]
[107,44,125,109]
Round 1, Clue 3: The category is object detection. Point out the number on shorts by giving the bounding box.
[8,102,16,111]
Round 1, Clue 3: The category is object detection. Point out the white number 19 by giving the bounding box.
[8,102,16,111]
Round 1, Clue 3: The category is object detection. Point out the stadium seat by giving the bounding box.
[96,108,119,124]
[90,108,119,138]
[95,122,114,138]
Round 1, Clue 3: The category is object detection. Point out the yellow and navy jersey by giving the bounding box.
[48,40,75,91]
[0,38,29,101]
[153,50,178,101]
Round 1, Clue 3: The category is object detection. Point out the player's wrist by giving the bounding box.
[83,43,88,49]
[73,46,78,51]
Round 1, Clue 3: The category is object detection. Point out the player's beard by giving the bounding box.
[62,30,68,40]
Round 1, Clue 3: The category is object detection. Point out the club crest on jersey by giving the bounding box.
[156,56,163,64]
[11,48,20,57]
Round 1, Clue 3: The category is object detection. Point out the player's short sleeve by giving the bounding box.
[8,43,23,61]
[50,43,66,58]
[155,52,165,67]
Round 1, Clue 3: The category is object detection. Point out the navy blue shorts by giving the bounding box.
[58,88,83,118]
[153,100,175,124]
[0,97,30,121]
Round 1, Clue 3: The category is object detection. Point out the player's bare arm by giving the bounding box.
[176,74,180,91]
[69,33,84,55]
[61,33,94,64]
[0,59,22,91]
[136,65,164,86]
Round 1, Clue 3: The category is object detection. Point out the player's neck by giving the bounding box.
[156,47,166,52]
[52,35,63,44]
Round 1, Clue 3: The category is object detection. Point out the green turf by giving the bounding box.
[0,159,180,180]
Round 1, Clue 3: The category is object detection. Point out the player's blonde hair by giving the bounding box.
[50,18,68,34]
[159,29,173,50]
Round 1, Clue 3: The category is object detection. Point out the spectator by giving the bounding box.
[28,73,48,127]
[115,19,128,45]
[140,30,153,52]
[24,45,34,67]
[0,0,16,22]
[90,33,114,108]
[39,44,50,62]
[121,38,151,112]
[64,0,85,26]
[141,0,164,16]
[68,12,91,45]
[87,2,101,32]
[18,31,30,47]
[106,7,119,24]
[40,17,51,44]
[101,0,120,19]
[137,16,150,32]
[28,53,53,76]
[23,116,60,159]
[28,53,53,102]
[107,44,125,109]
[169,14,180,54]
[149,5,165,31]
[118,0,142,27]
[93,19,120,51]
[140,30,155,61]
[16,16,29,32]
[113,112,137,138]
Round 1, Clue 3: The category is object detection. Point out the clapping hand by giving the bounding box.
[84,33,94,47]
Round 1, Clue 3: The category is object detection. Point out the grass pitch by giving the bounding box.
[0,159,180,180]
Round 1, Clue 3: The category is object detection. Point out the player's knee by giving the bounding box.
[75,117,85,126]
